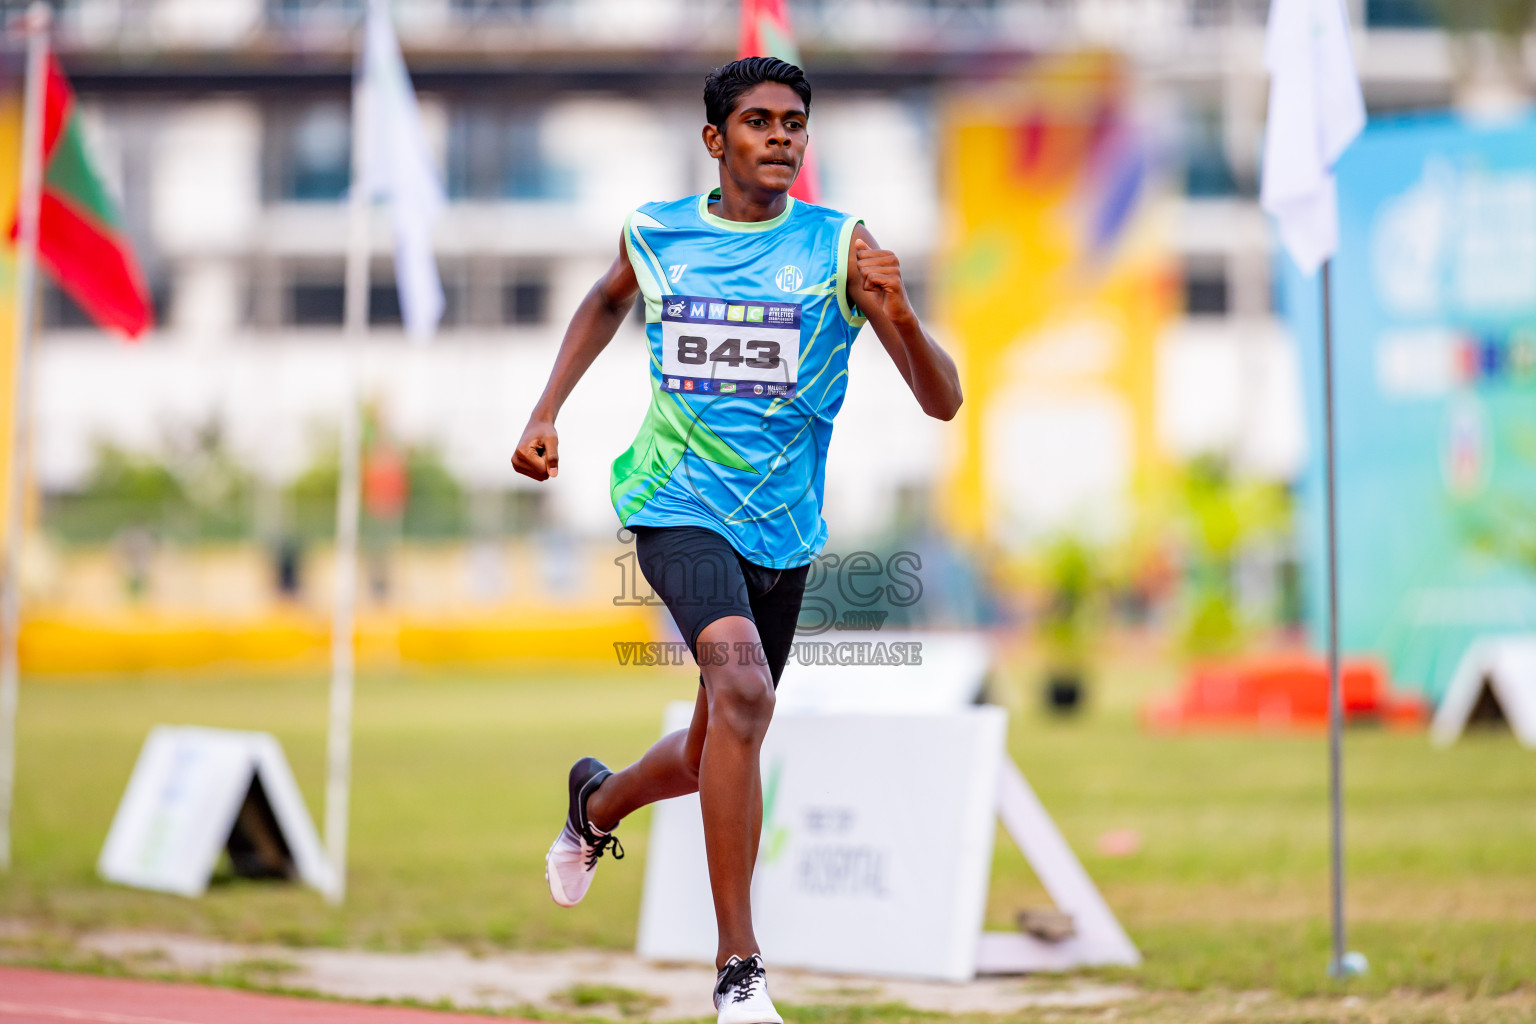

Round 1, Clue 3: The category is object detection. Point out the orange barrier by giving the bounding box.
[15,606,658,673]
[1143,652,1429,731]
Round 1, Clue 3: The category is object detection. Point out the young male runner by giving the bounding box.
[512,56,961,1024]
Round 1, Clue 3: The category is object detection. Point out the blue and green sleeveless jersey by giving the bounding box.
[610,189,867,569]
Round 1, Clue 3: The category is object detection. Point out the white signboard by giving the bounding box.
[1431,635,1536,747]
[638,705,1007,981]
[636,633,1137,979]
[99,726,336,898]
[773,632,993,714]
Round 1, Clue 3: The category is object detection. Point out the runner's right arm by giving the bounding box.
[512,232,641,481]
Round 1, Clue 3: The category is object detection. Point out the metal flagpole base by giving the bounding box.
[1328,951,1369,979]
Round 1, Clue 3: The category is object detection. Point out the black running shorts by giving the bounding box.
[632,525,809,687]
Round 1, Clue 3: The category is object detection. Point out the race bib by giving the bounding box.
[659,295,800,400]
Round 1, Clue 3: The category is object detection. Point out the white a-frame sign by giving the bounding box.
[1431,636,1536,748]
[636,696,1138,981]
[99,726,336,898]
[978,756,1140,972]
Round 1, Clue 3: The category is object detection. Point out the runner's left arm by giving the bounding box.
[512,232,641,481]
[844,223,962,421]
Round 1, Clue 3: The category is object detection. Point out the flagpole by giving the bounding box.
[0,0,51,873]
[326,6,374,905]
[1320,258,1348,976]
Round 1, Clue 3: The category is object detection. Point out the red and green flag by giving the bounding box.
[738,0,820,204]
[15,57,153,339]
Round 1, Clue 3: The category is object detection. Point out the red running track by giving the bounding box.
[0,966,552,1023]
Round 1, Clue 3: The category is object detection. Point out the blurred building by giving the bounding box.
[7,0,1483,556]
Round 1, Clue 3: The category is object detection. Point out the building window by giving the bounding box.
[901,273,929,322]
[0,0,88,37]
[450,0,546,21]
[291,282,345,326]
[915,0,998,29]
[41,279,170,334]
[266,102,351,203]
[369,284,403,326]
[448,105,572,201]
[504,277,549,325]
[283,267,464,330]
[1183,258,1230,316]
[439,266,468,327]
[1183,104,1237,198]
[1187,0,1267,27]
[41,281,100,330]
[1366,0,1436,28]
[267,0,362,28]
[1187,0,1226,27]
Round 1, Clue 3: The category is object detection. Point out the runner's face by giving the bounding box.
[710,82,807,194]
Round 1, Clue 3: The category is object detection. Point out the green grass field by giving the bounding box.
[1,652,1533,1015]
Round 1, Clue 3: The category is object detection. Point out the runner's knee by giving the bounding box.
[706,663,775,742]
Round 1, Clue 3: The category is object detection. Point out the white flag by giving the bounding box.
[1260,0,1366,275]
[362,0,444,342]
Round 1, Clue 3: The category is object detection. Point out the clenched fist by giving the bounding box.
[512,420,559,481]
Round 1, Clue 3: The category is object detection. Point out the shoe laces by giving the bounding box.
[716,955,764,1004]
[583,830,624,869]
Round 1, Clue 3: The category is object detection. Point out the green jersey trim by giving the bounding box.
[697,189,798,233]
[610,384,761,523]
[834,216,869,328]
[625,210,668,323]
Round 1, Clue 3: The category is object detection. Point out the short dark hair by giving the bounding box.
[703,56,812,130]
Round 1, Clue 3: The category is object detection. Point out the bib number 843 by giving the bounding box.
[676,335,780,369]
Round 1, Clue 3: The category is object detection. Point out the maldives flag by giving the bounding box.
[738,0,820,204]
[15,57,153,339]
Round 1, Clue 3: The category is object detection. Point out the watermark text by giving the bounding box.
[613,640,923,668]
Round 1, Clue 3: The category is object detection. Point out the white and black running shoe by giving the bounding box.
[713,954,782,1024]
[544,756,622,907]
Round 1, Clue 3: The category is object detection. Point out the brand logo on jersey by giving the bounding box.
[727,305,746,321]
[708,302,726,320]
[668,264,687,283]
[746,306,764,322]
[754,383,764,395]
[665,299,686,316]
[667,377,680,389]
[689,301,706,318]
[776,265,804,292]
[720,382,737,393]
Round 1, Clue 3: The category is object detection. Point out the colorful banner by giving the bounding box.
[738,0,819,203]
[938,52,1173,552]
[1285,113,1536,700]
